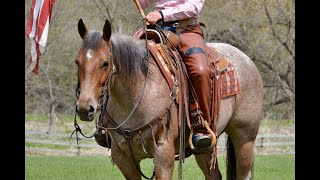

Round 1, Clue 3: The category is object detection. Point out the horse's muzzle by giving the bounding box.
[75,104,96,121]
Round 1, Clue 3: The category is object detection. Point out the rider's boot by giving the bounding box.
[190,109,212,152]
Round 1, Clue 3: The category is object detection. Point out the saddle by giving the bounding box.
[133,27,240,99]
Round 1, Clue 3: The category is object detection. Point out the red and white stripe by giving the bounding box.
[26,0,55,75]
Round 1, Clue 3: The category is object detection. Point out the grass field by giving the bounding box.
[25,114,295,179]
[25,154,294,180]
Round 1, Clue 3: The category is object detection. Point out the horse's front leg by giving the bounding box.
[195,152,222,180]
[153,138,176,180]
[111,145,142,180]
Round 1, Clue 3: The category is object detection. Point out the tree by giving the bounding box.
[201,0,295,119]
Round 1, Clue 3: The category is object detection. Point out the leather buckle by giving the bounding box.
[124,129,133,139]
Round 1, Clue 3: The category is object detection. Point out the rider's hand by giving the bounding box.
[145,11,163,25]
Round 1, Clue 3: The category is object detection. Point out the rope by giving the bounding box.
[69,114,95,145]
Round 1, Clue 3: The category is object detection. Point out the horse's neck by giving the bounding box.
[109,74,145,110]
[107,60,170,128]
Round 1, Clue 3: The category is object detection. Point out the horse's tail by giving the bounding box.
[226,136,236,180]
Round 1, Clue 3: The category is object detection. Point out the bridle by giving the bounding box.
[69,60,116,144]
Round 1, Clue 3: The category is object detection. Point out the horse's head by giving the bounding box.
[75,19,113,121]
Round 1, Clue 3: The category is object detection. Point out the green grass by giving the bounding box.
[253,154,295,180]
[25,114,48,122]
[25,115,294,179]
[25,154,294,180]
[25,142,70,150]
[260,119,295,128]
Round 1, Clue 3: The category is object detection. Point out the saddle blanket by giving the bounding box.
[220,62,240,98]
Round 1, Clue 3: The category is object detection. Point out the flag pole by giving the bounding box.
[133,0,150,25]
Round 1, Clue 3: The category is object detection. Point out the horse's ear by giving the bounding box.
[102,19,112,42]
[78,19,87,39]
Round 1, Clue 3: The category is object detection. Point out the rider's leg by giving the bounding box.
[179,25,212,149]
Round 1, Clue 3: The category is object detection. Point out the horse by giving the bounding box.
[74,18,263,180]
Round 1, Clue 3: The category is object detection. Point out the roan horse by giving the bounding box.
[74,18,263,180]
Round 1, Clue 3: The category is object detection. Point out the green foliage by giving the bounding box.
[25,154,294,180]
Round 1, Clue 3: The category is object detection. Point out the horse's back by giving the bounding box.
[207,42,261,81]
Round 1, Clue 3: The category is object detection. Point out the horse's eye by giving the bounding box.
[102,61,109,68]
[75,59,79,65]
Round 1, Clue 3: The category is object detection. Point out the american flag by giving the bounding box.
[26,0,55,75]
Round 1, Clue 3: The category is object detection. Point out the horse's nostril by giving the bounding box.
[89,105,95,113]
[88,105,95,117]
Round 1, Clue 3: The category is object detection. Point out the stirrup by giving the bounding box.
[189,109,217,150]
[189,121,217,151]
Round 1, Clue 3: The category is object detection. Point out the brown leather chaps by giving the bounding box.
[179,25,212,129]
